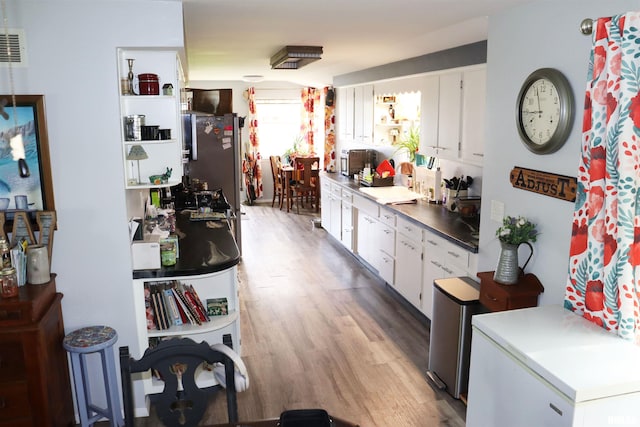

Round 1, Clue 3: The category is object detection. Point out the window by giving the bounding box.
[255,100,301,158]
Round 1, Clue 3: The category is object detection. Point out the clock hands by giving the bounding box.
[536,88,542,119]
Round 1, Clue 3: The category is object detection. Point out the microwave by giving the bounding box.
[340,149,377,177]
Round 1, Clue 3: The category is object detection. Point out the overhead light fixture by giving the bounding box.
[270,46,323,70]
[242,75,264,83]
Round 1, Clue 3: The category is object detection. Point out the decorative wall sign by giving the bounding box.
[11,211,35,247]
[510,166,577,202]
[36,211,56,262]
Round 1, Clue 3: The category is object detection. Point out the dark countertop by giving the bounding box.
[322,172,480,253]
[133,211,241,279]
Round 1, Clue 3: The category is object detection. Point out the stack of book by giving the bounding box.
[144,280,228,330]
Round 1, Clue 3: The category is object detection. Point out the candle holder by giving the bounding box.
[127,58,136,95]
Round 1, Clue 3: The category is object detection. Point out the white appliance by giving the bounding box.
[466,305,640,427]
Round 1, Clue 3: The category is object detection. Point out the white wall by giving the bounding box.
[1,0,183,414]
[480,1,638,305]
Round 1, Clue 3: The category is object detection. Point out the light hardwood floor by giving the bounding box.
[126,202,467,426]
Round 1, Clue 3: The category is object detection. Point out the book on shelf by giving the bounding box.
[150,286,169,330]
[144,283,157,330]
[188,284,210,322]
[163,286,183,326]
[181,283,209,323]
[206,297,229,316]
[173,283,202,326]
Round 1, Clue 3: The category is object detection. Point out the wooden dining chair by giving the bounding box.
[120,335,244,427]
[269,155,284,208]
[291,157,319,214]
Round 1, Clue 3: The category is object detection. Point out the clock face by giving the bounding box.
[516,68,574,154]
[520,78,560,145]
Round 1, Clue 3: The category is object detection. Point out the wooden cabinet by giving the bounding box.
[320,179,332,236]
[0,276,74,427]
[117,48,184,190]
[340,189,354,251]
[460,67,487,165]
[376,208,396,285]
[437,71,463,159]
[420,75,440,156]
[477,271,544,312]
[353,84,374,144]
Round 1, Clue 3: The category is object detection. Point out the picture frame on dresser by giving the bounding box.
[0,94,56,226]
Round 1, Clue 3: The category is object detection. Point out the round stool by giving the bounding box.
[63,326,124,427]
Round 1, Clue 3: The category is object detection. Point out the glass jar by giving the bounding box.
[0,267,18,298]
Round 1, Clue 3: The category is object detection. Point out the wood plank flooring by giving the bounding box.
[124,202,467,426]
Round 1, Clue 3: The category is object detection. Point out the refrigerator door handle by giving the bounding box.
[191,116,198,160]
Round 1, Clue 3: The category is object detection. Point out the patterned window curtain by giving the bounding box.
[301,87,319,154]
[242,87,262,200]
[324,87,336,172]
[565,13,640,343]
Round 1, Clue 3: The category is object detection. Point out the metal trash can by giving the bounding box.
[426,276,482,400]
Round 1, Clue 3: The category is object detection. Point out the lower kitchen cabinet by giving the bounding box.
[395,217,423,308]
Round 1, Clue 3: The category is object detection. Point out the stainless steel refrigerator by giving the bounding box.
[183,112,242,253]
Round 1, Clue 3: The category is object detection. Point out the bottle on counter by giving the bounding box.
[0,238,11,269]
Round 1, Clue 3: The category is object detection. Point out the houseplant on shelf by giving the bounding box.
[494,216,538,284]
[392,126,420,163]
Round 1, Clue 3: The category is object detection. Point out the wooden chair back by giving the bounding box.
[293,157,319,189]
[120,335,239,427]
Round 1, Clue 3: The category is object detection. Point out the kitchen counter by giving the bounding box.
[322,172,479,253]
[133,210,240,279]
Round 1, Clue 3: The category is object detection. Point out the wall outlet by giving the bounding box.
[491,200,505,222]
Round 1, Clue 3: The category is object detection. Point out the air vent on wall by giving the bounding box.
[0,29,27,67]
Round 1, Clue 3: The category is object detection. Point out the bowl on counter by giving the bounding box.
[453,196,481,218]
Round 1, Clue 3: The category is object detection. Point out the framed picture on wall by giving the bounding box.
[0,95,56,227]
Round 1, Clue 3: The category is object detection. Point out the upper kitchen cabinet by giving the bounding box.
[353,84,374,145]
[420,65,487,165]
[460,67,486,166]
[118,48,184,190]
[338,87,354,141]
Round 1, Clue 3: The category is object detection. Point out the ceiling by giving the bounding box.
[182,0,533,87]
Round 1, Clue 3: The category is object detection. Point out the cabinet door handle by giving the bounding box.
[426,239,438,247]
[548,403,563,416]
[486,293,498,302]
[447,251,460,258]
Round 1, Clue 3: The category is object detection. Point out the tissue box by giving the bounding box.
[131,235,161,270]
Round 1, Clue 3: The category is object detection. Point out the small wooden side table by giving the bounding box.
[477,271,544,312]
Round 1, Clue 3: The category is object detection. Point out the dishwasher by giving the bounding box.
[426,276,483,400]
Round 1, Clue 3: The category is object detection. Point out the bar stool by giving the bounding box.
[63,325,124,427]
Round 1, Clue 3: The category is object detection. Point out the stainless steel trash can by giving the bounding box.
[426,276,482,400]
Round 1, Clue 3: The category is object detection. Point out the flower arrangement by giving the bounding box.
[496,216,538,245]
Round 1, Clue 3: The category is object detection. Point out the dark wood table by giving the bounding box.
[207,415,359,427]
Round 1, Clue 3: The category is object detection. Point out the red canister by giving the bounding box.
[138,73,159,95]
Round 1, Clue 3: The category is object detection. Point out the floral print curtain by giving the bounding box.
[301,87,319,154]
[242,87,262,200]
[565,13,640,343]
[324,87,336,172]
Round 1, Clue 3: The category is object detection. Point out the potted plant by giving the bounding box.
[494,216,538,284]
[392,126,420,163]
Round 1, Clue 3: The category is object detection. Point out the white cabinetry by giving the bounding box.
[354,195,380,268]
[354,84,374,144]
[117,48,183,189]
[436,71,463,159]
[460,67,487,165]
[394,217,423,308]
[132,268,240,395]
[420,75,440,156]
[376,208,396,285]
[422,230,468,319]
[340,188,355,251]
[320,179,332,235]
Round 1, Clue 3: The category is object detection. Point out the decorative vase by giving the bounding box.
[493,241,533,285]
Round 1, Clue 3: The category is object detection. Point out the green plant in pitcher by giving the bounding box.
[393,126,420,163]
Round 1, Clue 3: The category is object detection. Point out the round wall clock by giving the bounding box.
[516,68,574,154]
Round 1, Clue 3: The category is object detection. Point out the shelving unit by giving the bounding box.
[117,48,184,189]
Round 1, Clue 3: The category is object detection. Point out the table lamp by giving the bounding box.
[126,144,148,185]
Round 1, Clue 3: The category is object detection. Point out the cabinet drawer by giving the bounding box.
[0,382,31,420]
[442,240,469,270]
[377,251,395,285]
[0,341,26,382]
[479,287,509,312]
[341,189,353,203]
[331,183,342,197]
[396,216,423,244]
[353,195,379,217]
[378,208,396,227]
[378,224,395,255]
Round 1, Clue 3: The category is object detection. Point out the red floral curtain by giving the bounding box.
[324,87,336,172]
[566,13,640,343]
[242,87,262,200]
[301,87,319,154]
